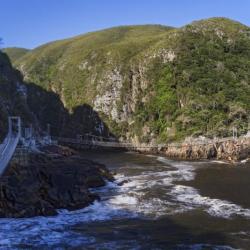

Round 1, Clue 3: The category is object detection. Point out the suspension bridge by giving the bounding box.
[56,134,238,151]
[1,116,249,177]
[0,117,21,176]
[55,134,135,149]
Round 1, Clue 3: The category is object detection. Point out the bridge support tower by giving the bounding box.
[8,116,21,137]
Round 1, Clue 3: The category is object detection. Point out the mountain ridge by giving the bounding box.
[2,17,250,142]
[2,47,30,63]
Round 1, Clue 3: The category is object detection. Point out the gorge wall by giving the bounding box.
[2,17,250,143]
[0,51,35,139]
[0,51,112,139]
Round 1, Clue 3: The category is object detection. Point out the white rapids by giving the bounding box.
[0,153,249,249]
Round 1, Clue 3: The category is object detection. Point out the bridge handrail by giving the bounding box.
[0,133,20,175]
[0,117,21,176]
[0,131,12,154]
[82,134,118,141]
[55,134,250,150]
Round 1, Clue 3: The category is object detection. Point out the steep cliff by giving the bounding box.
[6,18,250,143]
[0,51,35,139]
[0,49,112,138]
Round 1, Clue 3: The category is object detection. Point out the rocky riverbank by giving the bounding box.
[163,137,250,162]
[134,137,250,163]
[0,146,114,218]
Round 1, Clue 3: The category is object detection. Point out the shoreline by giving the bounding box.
[60,135,250,163]
[132,137,250,163]
[0,145,114,218]
[1,137,249,218]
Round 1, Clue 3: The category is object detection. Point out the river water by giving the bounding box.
[0,151,250,249]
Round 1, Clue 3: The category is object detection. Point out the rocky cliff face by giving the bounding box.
[0,50,113,139]
[161,137,250,162]
[0,51,36,139]
[4,18,250,143]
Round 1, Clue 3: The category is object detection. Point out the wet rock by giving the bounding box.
[0,146,113,218]
[117,179,129,186]
[133,137,250,163]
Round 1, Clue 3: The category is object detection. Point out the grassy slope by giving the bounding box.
[2,47,30,63]
[15,19,250,142]
[14,25,174,130]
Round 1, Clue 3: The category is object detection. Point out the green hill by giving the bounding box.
[14,18,250,142]
[2,47,30,63]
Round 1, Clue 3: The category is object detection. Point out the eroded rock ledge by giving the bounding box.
[0,146,114,218]
[163,137,250,162]
[135,137,250,163]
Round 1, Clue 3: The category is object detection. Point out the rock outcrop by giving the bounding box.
[0,146,114,218]
[164,138,250,162]
[133,137,250,163]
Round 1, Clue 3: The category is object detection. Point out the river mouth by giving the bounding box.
[0,151,250,249]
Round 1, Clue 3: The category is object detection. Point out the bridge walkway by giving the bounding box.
[0,117,21,176]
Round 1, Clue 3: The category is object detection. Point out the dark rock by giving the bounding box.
[0,146,113,218]
[117,180,130,186]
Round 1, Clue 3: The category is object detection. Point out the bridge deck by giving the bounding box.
[56,135,250,150]
[56,137,134,148]
[0,117,21,176]
[0,135,20,175]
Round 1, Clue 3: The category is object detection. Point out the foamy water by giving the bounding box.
[0,153,249,249]
[157,157,250,219]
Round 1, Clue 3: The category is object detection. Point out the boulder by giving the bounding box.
[0,146,113,218]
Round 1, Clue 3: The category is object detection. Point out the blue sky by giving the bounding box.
[1,0,249,49]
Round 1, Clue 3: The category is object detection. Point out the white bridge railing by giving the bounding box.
[0,117,21,176]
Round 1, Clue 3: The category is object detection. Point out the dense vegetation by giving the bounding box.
[135,18,250,141]
[4,18,250,143]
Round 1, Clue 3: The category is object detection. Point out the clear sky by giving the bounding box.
[1,0,250,49]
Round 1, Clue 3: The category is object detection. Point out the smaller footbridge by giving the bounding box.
[55,134,135,149]
[54,134,167,150]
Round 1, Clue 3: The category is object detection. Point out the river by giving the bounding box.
[0,151,250,249]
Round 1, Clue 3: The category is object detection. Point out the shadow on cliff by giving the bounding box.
[0,51,115,139]
[0,51,35,139]
[24,82,115,139]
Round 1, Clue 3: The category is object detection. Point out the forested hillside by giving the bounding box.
[4,18,250,143]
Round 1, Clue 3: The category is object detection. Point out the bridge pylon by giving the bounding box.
[8,116,21,137]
